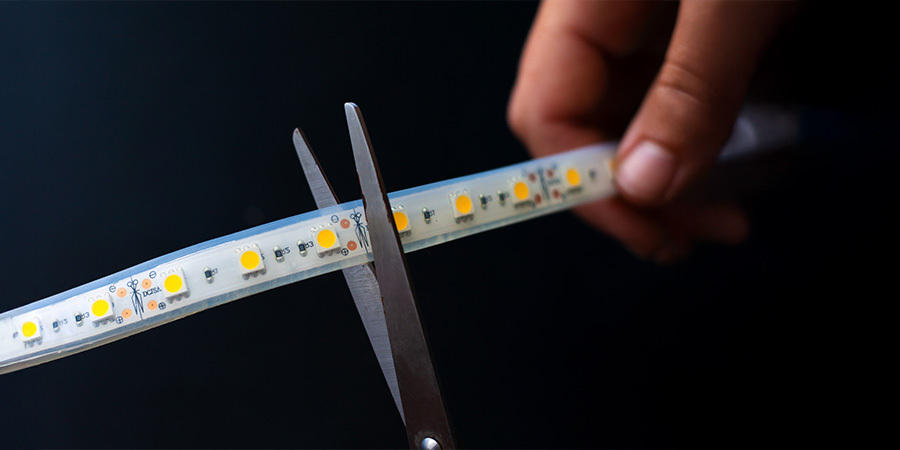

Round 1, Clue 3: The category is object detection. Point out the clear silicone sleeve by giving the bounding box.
[0,143,616,374]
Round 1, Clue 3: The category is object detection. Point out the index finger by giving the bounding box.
[507,0,657,156]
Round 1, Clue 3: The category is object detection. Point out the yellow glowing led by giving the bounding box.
[455,195,472,215]
[164,274,183,293]
[236,244,266,276]
[513,182,529,200]
[161,267,190,298]
[22,322,37,338]
[240,250,261,270]
[393,211,409,232]
[91,300,110,318]
[317,229,337,249]
[566,168,581,187]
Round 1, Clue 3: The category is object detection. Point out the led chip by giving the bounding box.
[237,244,266,278]
[312,224,341,256]
[161,267,189,300]
[508,177,535,208]
[449,190,474,222]
[89,293,115,325]
[563,167,582,192]
[18,317,42,344]
[391,205,411,237]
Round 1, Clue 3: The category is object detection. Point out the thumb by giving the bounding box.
[614,0,795,206]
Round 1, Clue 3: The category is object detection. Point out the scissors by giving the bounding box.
[293,103,455,450]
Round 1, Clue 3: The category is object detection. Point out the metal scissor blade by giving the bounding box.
[345,103,456,449]
[293,129,340,209]
[292,128,405,423]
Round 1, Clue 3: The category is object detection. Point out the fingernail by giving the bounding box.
[615,141,676,203]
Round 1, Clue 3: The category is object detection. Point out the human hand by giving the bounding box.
[508,0,796,262]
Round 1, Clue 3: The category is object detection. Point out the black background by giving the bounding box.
[0,2,896,449]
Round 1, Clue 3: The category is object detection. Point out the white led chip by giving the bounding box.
[508,177,536,208]
[312,224,341,256]
[562,167,582,192]
[449,190,474,222]
[88,293,115,325]
[17,317,42,345]
[391,205,411,237]
[161,267,189,300]
[237,244,266,278]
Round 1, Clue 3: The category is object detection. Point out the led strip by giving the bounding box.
[0,143,615,374]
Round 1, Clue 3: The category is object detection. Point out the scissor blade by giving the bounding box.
[292,129,340,209]
[345,103,455,449]
[292,128,405,423]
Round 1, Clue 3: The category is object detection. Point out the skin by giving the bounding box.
[508,0,796,262]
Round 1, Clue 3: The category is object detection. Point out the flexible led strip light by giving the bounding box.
[0,143,615,374]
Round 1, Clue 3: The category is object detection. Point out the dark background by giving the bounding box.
[0,2,896,449]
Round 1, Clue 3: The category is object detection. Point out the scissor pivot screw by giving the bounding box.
[419,437,441,450]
